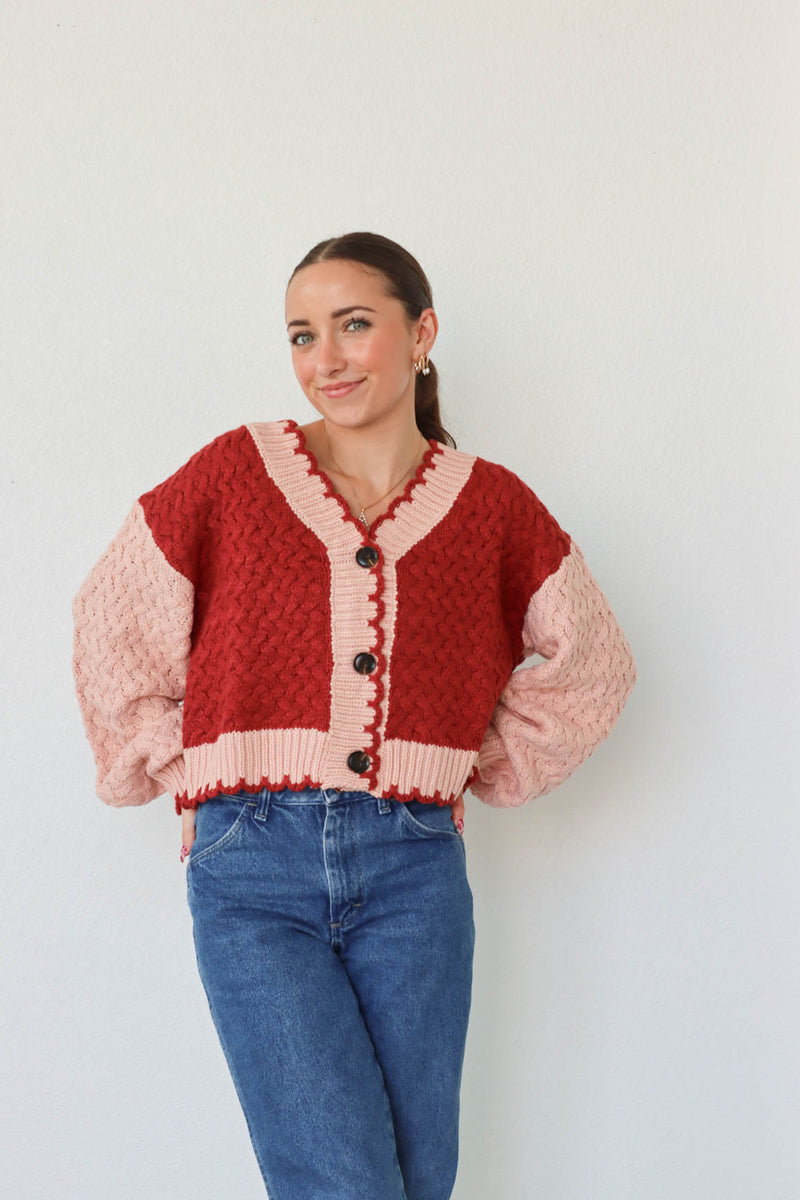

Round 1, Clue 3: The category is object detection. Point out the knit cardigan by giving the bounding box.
[72,418,636,815]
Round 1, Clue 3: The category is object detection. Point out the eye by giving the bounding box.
[288,315,372,347]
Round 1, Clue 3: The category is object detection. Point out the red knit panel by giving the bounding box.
[386,458,570,750]
[138,426,333,746]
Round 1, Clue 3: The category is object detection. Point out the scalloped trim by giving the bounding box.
[380,785,458,807]
[362,550,388,790]
[175,770,329,814]
[285,418,444,541]
[176,774,458,814]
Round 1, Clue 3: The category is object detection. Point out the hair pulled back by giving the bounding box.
[287,231,456,448]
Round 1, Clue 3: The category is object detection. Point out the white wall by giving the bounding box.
[3,3,798,1197]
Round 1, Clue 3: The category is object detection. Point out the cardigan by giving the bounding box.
[72,417,637,816]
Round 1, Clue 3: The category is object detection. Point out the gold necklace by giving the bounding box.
[327,433,427,530]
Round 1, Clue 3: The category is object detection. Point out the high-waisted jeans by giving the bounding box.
[185,786,476,1200]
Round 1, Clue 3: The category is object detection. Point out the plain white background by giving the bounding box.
[2,3,798,1197]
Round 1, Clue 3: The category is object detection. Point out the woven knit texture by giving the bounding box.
[72,419,636,812]
[72,501,190,806]
[470,542,638,806]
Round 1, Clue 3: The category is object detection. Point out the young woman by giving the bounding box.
[72,231,636,1199]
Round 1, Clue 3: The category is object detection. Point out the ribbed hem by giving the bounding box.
[172,727,480,812]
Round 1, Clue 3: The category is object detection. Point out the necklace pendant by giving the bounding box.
[358,508,370,529]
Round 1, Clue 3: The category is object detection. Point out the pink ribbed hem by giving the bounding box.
[172,727,479,814]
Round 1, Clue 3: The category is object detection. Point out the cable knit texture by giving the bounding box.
[72,418,636,814]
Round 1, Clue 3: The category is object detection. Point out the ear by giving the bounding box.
[413,307,439,357]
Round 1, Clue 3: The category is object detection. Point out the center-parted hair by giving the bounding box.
[288,232,455,448]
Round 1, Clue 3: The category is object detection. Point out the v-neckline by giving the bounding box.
[284,418,440,540]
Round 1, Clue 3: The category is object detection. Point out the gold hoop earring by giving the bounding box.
[414,355,431,376]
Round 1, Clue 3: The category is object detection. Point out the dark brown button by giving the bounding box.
[353,652,377,674]
[355,545,379,568]
[347,750,371,773]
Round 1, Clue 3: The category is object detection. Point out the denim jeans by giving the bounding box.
[186,786,476,1200]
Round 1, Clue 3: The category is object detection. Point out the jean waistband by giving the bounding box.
[217,786,380,809]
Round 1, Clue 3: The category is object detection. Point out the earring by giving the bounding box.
[414,355,431,376]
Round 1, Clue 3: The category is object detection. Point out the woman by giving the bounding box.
[72,231,636,1199]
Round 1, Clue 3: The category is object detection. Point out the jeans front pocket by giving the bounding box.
[187,794,253,867]
[393,797,462,841]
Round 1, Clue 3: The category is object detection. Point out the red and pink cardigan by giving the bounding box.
[72,418,636,815]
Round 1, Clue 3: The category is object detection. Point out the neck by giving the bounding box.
[310,417,427,495]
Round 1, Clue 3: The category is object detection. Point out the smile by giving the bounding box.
[320,380,364,398]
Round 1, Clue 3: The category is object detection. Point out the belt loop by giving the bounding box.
[377,796,392,815]
[254,788,272,823]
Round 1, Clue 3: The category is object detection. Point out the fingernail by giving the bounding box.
[456,818,464,835]
[180,843,190,862]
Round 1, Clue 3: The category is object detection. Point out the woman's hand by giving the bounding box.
[180,806,197,863]
[451,791,465,835]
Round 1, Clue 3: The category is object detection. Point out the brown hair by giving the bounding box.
[287,231,456,448]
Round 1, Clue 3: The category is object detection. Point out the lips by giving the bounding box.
[320,379,364,397]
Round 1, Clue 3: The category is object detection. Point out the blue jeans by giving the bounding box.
[186,786,476,1200]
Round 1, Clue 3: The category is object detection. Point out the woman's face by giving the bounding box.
[284,259,436,430]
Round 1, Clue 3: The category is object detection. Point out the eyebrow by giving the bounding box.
[286,305,377,330]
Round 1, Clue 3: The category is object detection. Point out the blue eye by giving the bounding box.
[288,316,372,347]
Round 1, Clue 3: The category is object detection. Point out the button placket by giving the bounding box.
[347,542,382,777]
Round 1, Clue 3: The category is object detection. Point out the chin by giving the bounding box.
[312,398,378,426]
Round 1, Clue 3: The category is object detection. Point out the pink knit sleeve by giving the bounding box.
[469,541,636,808]
[72,500,193,807]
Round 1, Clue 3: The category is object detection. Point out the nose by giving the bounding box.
[315,331,347,377]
